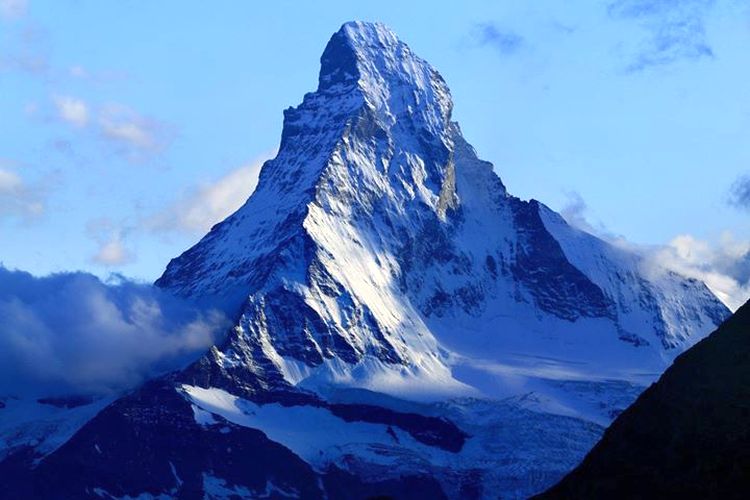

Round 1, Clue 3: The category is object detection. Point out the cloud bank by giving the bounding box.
[0,267,229,398]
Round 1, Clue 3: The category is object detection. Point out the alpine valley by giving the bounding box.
[0,22,732,499]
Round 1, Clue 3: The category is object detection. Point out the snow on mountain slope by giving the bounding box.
[0,21,732,499]
[153,22,730,496]
[182,384,605,499]
[157,21,728,400]
[0,396,111,464]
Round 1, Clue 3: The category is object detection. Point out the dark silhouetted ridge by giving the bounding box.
[539,301,750,499]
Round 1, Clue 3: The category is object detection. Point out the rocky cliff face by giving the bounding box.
[0,21,732,499]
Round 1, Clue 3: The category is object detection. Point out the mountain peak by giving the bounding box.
[318,21,452,136]
[339,21,399,48]
[158,22,728,393]
[319,21,407,88]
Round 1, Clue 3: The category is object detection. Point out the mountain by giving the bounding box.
[155,20,727,396]
[539,300,750,499]
[0,21,731,499]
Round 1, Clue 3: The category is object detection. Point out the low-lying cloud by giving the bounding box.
[0,267,229,398]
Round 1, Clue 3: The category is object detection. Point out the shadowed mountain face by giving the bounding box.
[539,301,750,499]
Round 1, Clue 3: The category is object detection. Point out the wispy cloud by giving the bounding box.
[87,218,135,267]
[97,104,174,161]
[0,0,27,20]
[0,23,51,76]
[560,191,601,236]
[608,0,716,71]
[53,95,89,127]
[66,64,128,83]
[0,162,46,219]
[48,97,175,163]
[0,266,228,397]
[472,22,525,55]
[78,154,269,269]
[146,156,269,235]
[728,173,750,211]
[91,236,134,266]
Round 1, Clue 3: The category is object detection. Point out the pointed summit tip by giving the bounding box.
[337,21,399,48]
[317,21,453,129]
[318,21,402,90]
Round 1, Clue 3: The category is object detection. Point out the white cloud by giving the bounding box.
[87,218,135,267]
[0,0,27,19]
[0,165,45,218]
[48,98,173,163]
[92,236,134,266]
[644,233,750,311]
[53,95,89,127]
[0,167,23,191]
[561,192,750,311]
[68,64,87,78]
[147,155,270,234]
[97,104,173,162]
[0,266,228,397]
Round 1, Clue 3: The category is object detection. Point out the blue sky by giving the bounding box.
[1,0,749,294]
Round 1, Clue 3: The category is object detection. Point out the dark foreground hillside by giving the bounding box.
[539,300,750,499]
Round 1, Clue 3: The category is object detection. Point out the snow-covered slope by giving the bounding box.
[0,21,731,499]
[157,21,727,400]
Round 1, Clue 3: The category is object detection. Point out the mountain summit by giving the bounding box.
[156,21,727,400]
[1,22,731,499]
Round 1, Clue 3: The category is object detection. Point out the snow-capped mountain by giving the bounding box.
[0,21,730,499]
[156,20,726,397]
